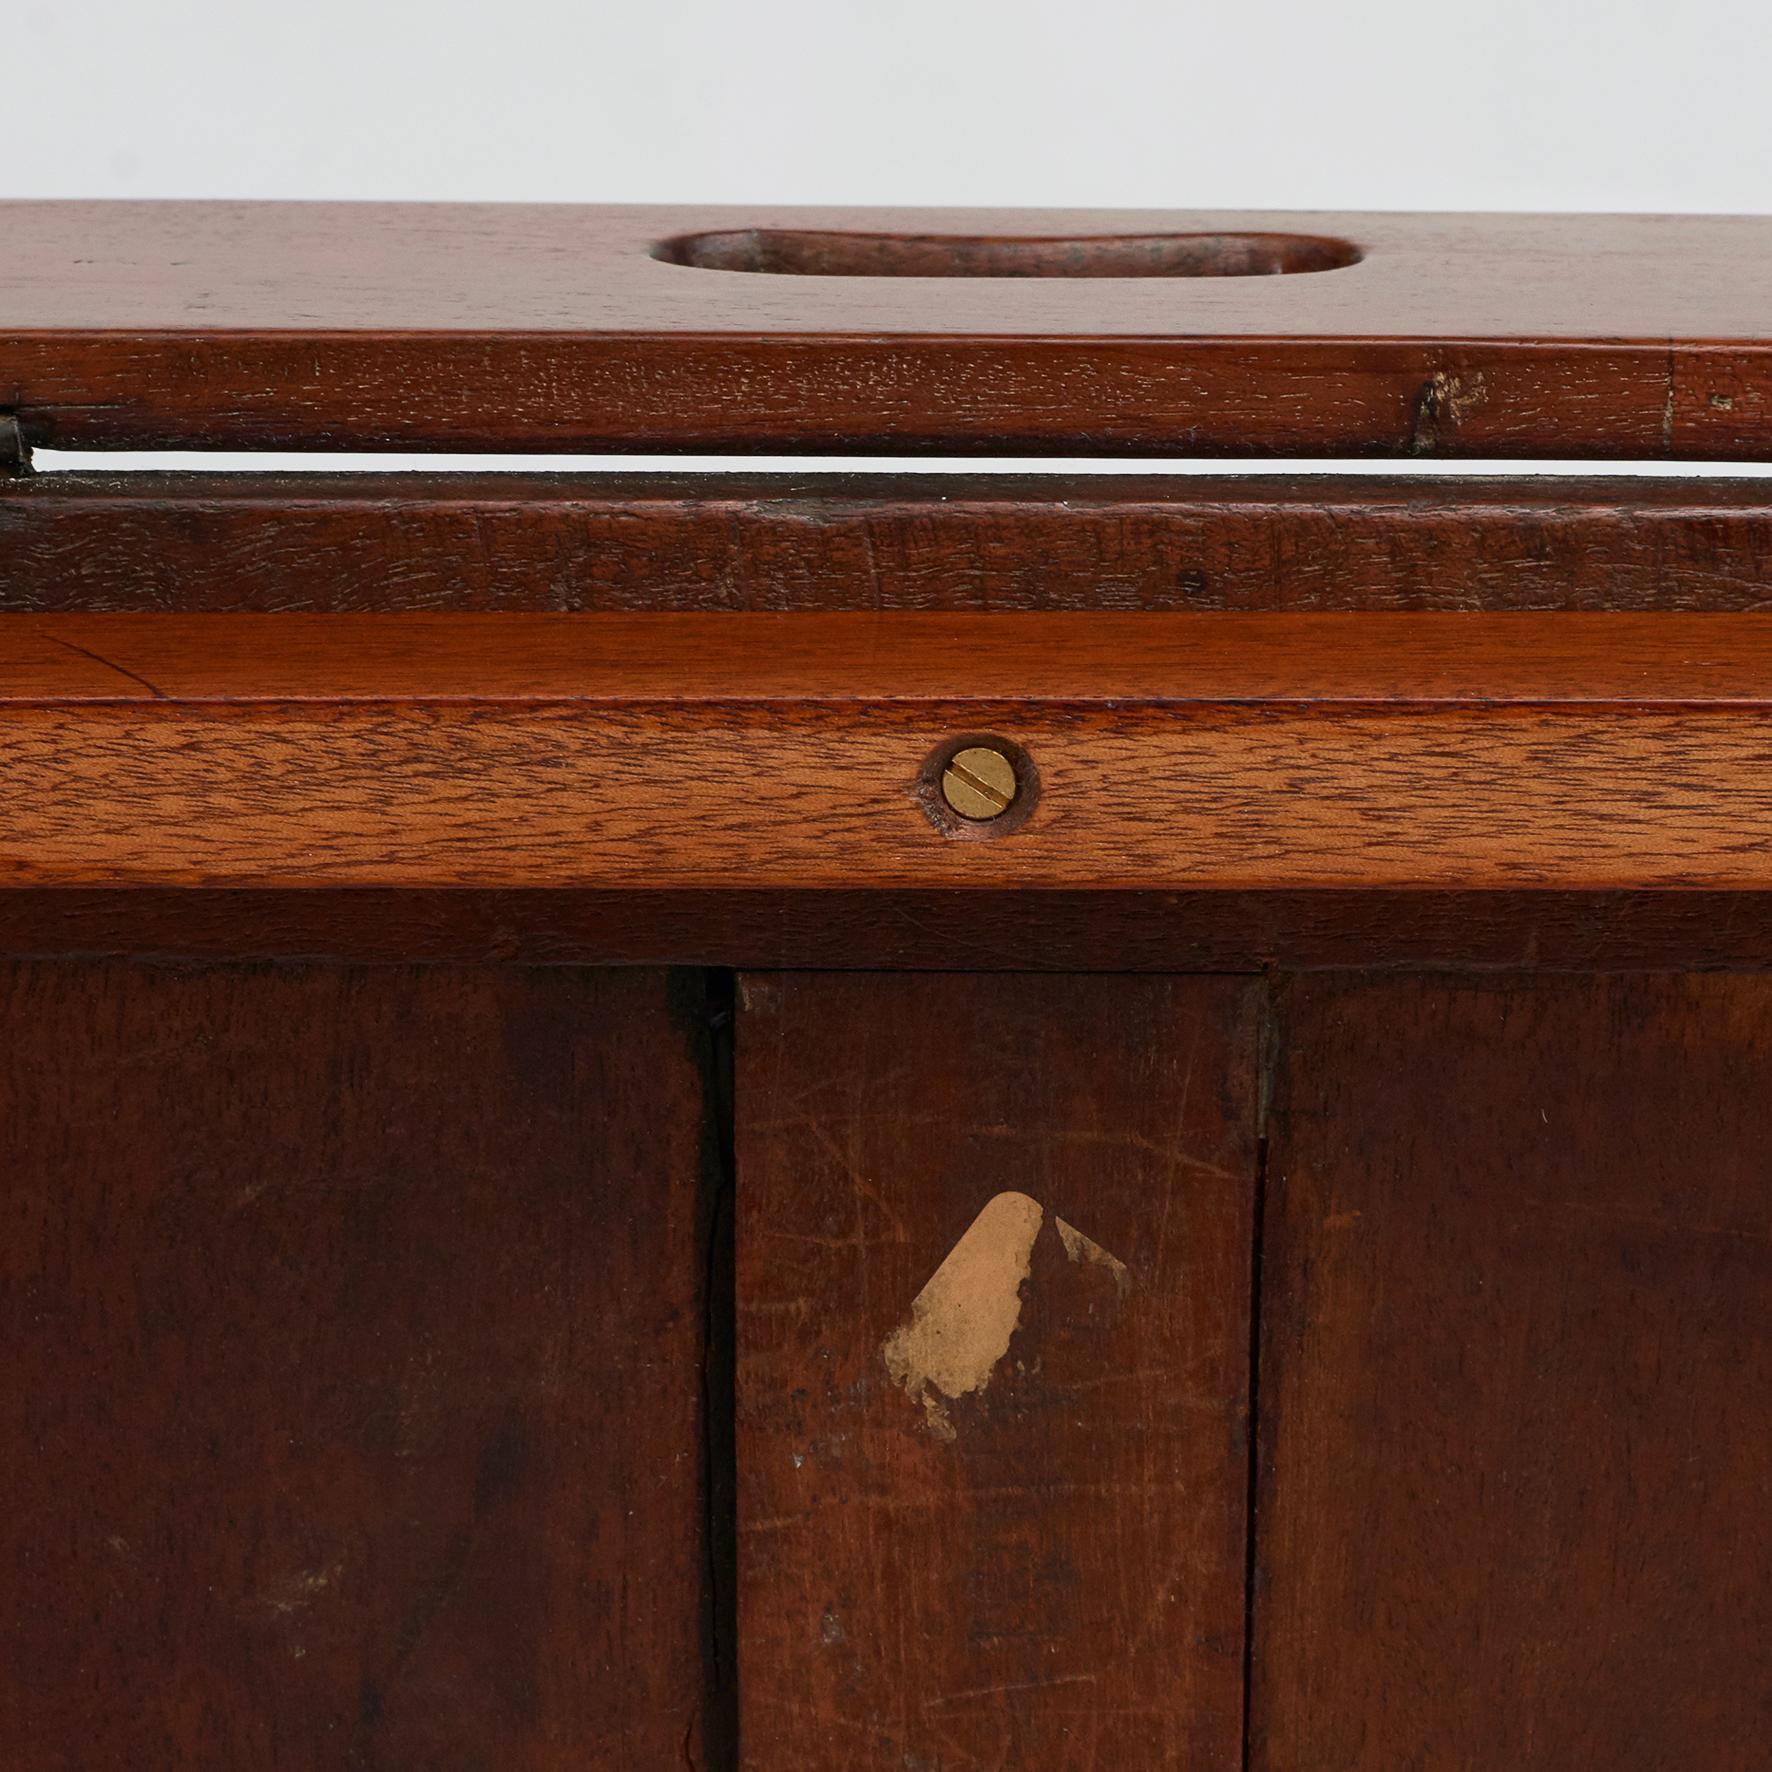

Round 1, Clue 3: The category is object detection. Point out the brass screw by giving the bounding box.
[940,746,1018,820]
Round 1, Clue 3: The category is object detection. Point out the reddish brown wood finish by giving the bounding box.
[0,962,718,1770]
[9,473,1772,614]
[14,888,1772,973]
[5,205,1772,454]
[735,972,1259,1770]
[14,609,1772,703]
[7,614,1772,891]
[1254,974,1772,1771]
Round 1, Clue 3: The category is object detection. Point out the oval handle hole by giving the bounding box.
[652,228,1362,279]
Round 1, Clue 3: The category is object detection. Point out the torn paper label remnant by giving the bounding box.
[881,1191,1043,1442]
[1054,1215,1133,1298]
[881,1192,1132,1440]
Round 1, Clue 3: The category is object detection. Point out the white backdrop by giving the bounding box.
[12,0,1772,212]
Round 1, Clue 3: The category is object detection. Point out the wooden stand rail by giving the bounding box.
[5,612,1772,890]
[7,203,1772,1772]
[7,205,1772,455]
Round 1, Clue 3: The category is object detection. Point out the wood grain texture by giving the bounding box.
[4,700,1771,896]
[1254,974,1772,1771]
[0,961,717,1770]
[735,972,1259,1770]
[7,614,1772,889]
[9,473,1772,614]
[15,609,1772,703]
[5,205,1772,454]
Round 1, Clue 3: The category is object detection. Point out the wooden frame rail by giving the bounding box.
[8,472,1772,616]
[8,205,1772,455]
[4,613,1772,891]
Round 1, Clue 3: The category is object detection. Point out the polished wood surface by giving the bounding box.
[14,609,1772,703]
[6,613,1772,889]
[8,473,1772,615]
[0,962,718,1770]
[6,205,1772,453]
[1254,974,1772,1770]
[13,205,1772,338]
[736,972,1258,1770]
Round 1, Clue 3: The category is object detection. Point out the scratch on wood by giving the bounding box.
[43,632,169,699]
[1664,342,1677,452]
[1408,369,1489,455]
[252,1559,345,1618]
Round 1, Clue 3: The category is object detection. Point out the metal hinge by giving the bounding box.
[1,415,33,476]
